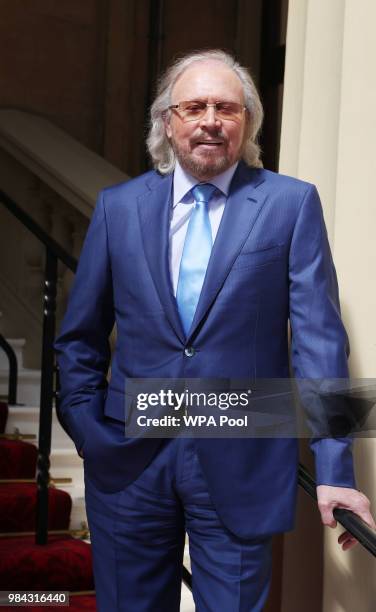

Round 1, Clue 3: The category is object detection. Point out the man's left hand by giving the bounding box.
[317,485,376,551]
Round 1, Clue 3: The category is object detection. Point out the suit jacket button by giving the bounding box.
[184,346,195,357]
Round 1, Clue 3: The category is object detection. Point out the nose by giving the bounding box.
[200,104,222,129]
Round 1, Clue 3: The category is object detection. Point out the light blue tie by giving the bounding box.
[176,183,217,335]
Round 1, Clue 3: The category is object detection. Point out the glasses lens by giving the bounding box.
[179,101,207,122]
[215,102,244,121]
[176,101,245,122]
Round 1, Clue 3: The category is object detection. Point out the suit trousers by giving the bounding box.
[84,432,273,612]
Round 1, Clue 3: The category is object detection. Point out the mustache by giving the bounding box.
[191,132,226,144]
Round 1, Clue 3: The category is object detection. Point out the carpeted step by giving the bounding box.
[0,438,37,479]
[0,401,8,434]
[0,484,71,532]
[65,594,97,610]
[0,535,94,591]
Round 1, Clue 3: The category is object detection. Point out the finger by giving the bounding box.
[357,510,376,530]
[319,506,337,527]
[338,530,350,544]
[342,536,358,551]
[345,492,376,528]
[338,530,357,545]
[338,530,357,550]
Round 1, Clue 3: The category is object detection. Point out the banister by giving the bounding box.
[0,188,76,272]
[0,333,18,405]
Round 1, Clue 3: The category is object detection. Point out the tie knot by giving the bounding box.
[192,183,216,204]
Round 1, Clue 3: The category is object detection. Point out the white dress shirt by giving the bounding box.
[169,160,238,295]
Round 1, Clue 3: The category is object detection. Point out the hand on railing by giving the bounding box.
[317,485,376,551]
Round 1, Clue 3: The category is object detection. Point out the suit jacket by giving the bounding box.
[54,161,355,538]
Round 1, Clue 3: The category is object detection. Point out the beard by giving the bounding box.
[171,135,242,180]
[174,147,232,180]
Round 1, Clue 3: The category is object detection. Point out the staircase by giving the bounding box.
[0,338,86,530]
[0,337,195,611]
[0,337,96,610]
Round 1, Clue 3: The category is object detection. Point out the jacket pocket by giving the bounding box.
[58,388,106,454]
[103,386,133,425]
[232,244,284,270]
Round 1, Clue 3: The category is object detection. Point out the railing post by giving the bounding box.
[36,247,57,545]
[0,334,18,405]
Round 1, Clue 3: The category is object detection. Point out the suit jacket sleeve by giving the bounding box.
[54,189,115,453]
[289,183,356,488]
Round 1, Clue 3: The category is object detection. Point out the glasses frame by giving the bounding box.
[166,100,247,123]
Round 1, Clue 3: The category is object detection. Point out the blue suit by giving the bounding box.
[55,161,355,609]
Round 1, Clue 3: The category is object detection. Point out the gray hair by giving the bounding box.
[146,49,264,174]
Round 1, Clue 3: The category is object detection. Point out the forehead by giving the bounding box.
[171,60,244,103]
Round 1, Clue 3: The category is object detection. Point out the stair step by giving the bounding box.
[0,438,37,479]
[0,369,41,405]
[0,338,42,405]
[68,495,88,532]
[0,534,94,591]
[181,583,195,611]
[6,405,79,449]
[6,405,85,485]
[54,481,87,531]
[65,594,97,611]
[5,405,86,526]
[0,483,72,532]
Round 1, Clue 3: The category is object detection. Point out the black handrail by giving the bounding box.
[0,189,73,546]
[0,334,18,405]
[182,565,192,591]
[298,464,376,557]
[1,187,375,564]
[0,189,77,273]
[35,251,58,544]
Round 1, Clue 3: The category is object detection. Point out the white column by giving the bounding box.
[280,1,376,610]
[324,1,376,607]
[280,0,345,240]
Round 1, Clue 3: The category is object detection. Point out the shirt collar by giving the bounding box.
[172,159,239,206]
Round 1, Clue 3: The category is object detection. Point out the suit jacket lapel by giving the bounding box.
[137,164,267,345]
[187,163,266,340]
[137,173,185,344]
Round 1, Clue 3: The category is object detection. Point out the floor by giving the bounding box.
[181,583,195,611]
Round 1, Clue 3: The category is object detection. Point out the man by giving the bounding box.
[55,50,374,611]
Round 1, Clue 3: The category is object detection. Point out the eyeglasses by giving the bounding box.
[167,100,247,123]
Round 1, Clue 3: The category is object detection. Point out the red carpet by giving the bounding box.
[0,483,72,532]
[0,535,94,591]
[0,438,37,478]
[67,595,97,610]
[0,403,97,607]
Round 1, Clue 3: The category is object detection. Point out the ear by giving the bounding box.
[164,114,173,139]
